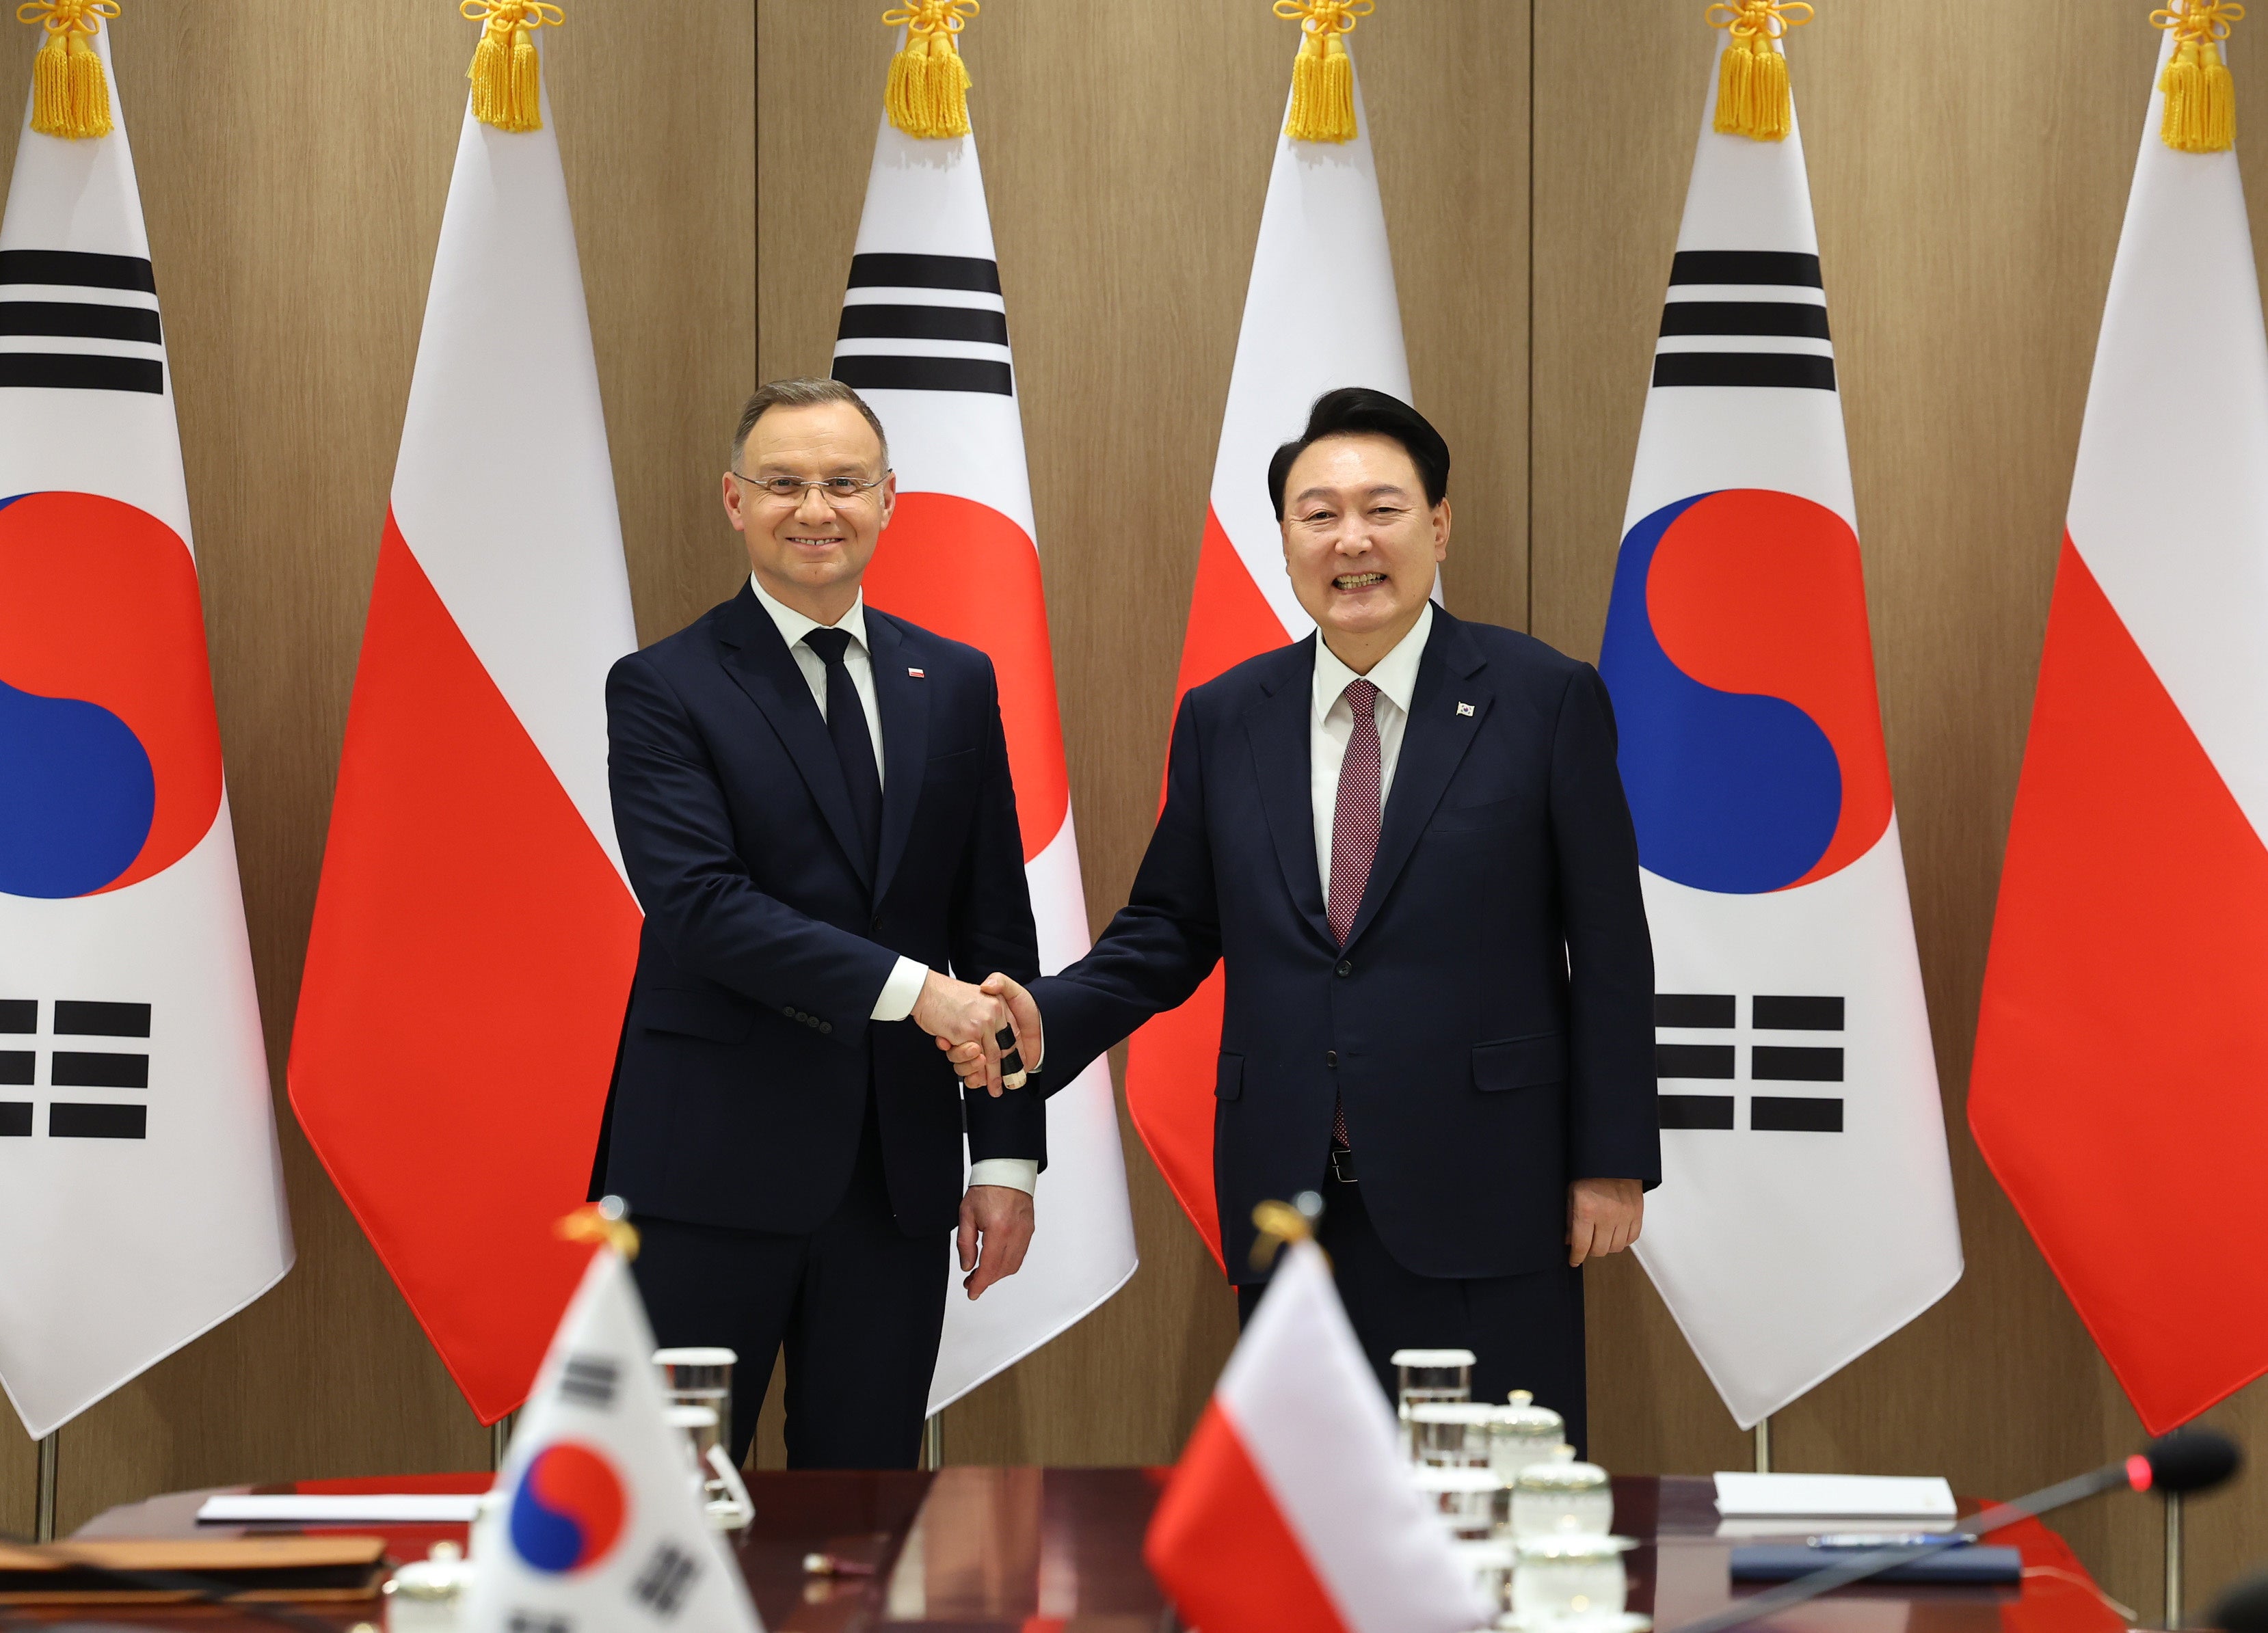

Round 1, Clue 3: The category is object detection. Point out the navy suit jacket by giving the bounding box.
[1032,608,1657,1282]
[590,584,1043,1238]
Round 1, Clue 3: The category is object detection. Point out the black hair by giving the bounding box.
[1266,387,1450,521]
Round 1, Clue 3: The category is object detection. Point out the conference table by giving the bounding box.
[38,1469,2129,1632]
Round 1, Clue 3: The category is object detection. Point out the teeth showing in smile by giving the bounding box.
[1334,572,1386,589]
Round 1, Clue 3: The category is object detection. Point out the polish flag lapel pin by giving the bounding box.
[908,667,926,679]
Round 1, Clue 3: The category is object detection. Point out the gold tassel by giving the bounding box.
[18,0,119,141]
[558,1198,640,1260]
[461,0,562,134]
[1249,1198,1325,1272]
[2154,2,2243,153]
[881,1,977,139]
[1276,0,1372,144]
[1705,1,1813,142]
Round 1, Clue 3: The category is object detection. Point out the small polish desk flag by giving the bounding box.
[1144,1223,1488,1633]
[291,10,643,1423]
[0,14,293,1439]
[835,10,1137,1412]
[1971,3,2268,1433]
[464,1213,763,1633]
[1120,1,1414,1265]
[1595,8,1962,1428]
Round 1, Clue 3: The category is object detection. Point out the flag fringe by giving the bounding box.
[463,0,561,134]
[1706,1,1813,143]
[883,1,976,139]
[1277,0,1371,143]
[20,0,118,141]
[2156,3,2243,154]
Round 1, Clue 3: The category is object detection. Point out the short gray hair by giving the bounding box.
[731,377,890,470]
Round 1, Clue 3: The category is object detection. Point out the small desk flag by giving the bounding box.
[0,19,293,1440]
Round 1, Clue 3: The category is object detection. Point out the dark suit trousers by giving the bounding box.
[1238,1176,1590,1457]
[631,1098,948,1470]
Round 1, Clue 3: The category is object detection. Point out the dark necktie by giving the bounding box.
[802,626,881,874]
[1327,677,1383,1150]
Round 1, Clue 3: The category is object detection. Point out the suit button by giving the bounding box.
[1335,960,1352,977]
[872,915,883,930]
[821,1021,833,1035]
[782,1006,796,1019]
[1325,1050,1337,1068]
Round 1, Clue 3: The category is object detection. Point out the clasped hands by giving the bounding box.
[910,969,1041,1097]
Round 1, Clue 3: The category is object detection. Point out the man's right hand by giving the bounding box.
[944,973,1043,1094]
[911,971,1016,1096]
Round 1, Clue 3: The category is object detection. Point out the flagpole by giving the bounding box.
[491,1410,514,1471]
[1754,1414,1772,1474]
[2166,1489,2185,1628]
[34,1431,56,1542]
[923,1412,943,1470]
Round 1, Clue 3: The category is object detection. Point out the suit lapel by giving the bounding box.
[1243,638,1335,951]
[867,613,929,909]
[1342,610,1491,952]
[715,586,874,888]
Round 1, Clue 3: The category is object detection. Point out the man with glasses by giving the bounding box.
[591,377,1043,1469]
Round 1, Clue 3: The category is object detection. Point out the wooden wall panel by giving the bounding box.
[0,0,754,1534]
[756,0,1531,1468]
[1534,3,2267,1616]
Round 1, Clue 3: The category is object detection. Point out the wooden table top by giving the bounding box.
[44,1469,2132,1633]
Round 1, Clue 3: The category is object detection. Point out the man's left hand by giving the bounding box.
[957,1183,1035,1299]
[1567,1177,1644,1267]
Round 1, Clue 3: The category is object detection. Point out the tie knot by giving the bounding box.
[1343,676,1379,718]
[803,626,855,668]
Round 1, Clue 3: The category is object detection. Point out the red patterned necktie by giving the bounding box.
[1327,677,1382,1150]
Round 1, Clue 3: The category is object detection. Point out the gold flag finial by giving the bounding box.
[2154,2,2243,152]
[882,1,977,139]
[558,1196,640,1260]
[1249,1193,1326,1271]
[1705,1,1813,142]
[462,0,562,134]
[1276,0,1373,144]
[18,0,118,141]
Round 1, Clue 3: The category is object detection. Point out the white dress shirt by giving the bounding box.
[1311,602,1433,888]
[751,576,1035,1194]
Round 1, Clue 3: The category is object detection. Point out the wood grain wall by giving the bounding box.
[3,0,2263,1621]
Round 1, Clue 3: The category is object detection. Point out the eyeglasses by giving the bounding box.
[731,471,890,506]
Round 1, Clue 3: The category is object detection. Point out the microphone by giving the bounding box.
[1671,1428,2241,1633]
[2212,1567,2268,1633]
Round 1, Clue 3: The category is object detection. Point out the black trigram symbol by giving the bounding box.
[831,252,1013,398]
[559,1353,619,1409]
[508,1612,571,1633]
[632,1541,700,1617]
[1651,250,1836,394]
[0,999,153,1140]
[0,249,165,395]
[1654,993,1845,1133]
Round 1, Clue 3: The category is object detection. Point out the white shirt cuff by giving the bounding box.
[871,956,929,1023]
[968,1158,1038,1194]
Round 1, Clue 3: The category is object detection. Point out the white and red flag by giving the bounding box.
[290,28,642,1423]
[831,21,1136,1409]
[1120,12,1411,1263]
[1970,5,2268,1433]
[1597,12,1962,1429]
[0,22,292,1439]
[1143,1235,1488,1633]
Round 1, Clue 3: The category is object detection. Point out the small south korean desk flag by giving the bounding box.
[1597,5,1961,1427]
[465,1208,762,1633]
[0,8,293,1439]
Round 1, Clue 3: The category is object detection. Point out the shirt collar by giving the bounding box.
[750,573,869,656]
[1313,600,1433,722]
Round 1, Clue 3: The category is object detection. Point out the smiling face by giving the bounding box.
[723,400,896,625]
[1279,433,1450,669]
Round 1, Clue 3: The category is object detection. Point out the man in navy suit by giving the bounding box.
[592,377,1041,1470]
[955,389,1657,1448]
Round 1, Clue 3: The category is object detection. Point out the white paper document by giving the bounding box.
[197,1494,485,1524]
[1712,1472,1957,1520]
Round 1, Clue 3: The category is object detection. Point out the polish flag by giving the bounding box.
[289,51,643,1422]
[1120,36,1411,1264]
[0,25,292,1438]
[1143,1238,1488,1633]
[1970,10,2268,1433]
[832,77,1137,1411]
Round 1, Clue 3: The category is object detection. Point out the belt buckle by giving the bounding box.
[1328,1146,1358,1184]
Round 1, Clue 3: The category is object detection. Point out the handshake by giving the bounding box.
[910,969,1043,1098]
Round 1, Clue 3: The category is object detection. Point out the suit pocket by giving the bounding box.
[925,745,980,779]
[641,987,758,1044]
[1472,1031,1567,1092]
[1216,1053,1245,1101]
[1430,795,1519,837]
